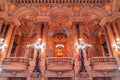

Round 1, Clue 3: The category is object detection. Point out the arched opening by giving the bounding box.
[10,29,21,57]
[53,33,67,57]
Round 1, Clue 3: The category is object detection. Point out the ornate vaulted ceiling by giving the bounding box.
[0,0,120,39]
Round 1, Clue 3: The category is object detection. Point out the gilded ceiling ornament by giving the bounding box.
[57,15,64,21]
[104,4,111,11]
[73,5,80,12]
[40,5,47,12]
[9,3,16,10]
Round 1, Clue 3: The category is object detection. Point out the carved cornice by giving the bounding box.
[8,0,111,4]
[7,0,110,17]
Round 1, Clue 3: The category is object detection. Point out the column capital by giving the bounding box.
[100,16,112,27]
[104,22,112,27]
[9,23,16,28]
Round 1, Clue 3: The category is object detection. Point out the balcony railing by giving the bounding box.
[46,57,74,65]
[2,57,29,71]
[91,57,118,71]
[46,57,74,71]
[8,0,111,4]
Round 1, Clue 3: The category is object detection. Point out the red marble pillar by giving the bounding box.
[104,22,115,57]
[3,23,15,57]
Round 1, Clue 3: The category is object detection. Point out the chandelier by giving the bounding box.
[56,44,64,49]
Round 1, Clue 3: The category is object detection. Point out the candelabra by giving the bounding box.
[113,38,120,51]
[28,38,44,80]
[76,38,91,79]
[0,38,7,72]
[0,38,7,50]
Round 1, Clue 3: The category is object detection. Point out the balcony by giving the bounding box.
[91,57,118,71]
[2,57,29,71]
[46,57,74,72]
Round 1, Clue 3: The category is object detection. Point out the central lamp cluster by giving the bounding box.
[76,38,92,50]
[28,38,44,80]
[28,38,44,51]
[76,38,91,79]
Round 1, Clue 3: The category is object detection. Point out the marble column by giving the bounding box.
[73,22,80,79]
[79,22,88,59]
[41,22,47,57]
[76,23,80,39]
[116,19,120,35]
[36,22,41,39]
[0,20,4,33]
[7,27,17,57]
[79,22,85,40]
[1,22,8,38]
[2,23,15,58]
[104,22,115,57]
[72,22,79,48]
[40,22,48,80]
[0,20,4,60]
[112,21,119,38]
[14,39,23,57]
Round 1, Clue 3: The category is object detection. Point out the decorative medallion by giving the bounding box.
[40,5,47,12]
[9,3,16,10]
[73,5,80,12]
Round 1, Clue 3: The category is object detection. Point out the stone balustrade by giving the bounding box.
[2,57,29,65]
[91,57,118,71]
[46,57,74,65]
[2,57,29,71]
[46,57,74,71]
